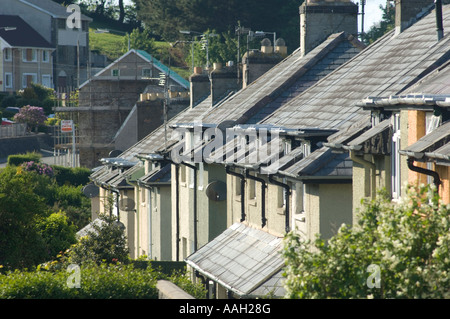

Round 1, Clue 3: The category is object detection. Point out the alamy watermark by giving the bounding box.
[66,4,82,29]
[66,264,81,288]
[366,264,381,289]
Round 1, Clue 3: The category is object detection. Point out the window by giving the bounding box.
[42,75,52,88]
[3,48,11,61]
[112,69,120,77]
[142,68,152,78]
[22,73,37,88]
[22,49,37,62]
[391,113,401,199]
[42,50,49,63]
[4,73,12,88]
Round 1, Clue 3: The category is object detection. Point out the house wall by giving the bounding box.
[2,48,53,91]
[173,164,195,260]
[436,165,450,204]
[118,188,136,259]
[352,153,392,221]
[305,182,352,241]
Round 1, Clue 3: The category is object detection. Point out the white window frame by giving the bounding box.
[3,48,12,61]
[42,74,52,88]
[22,73,37,88]
[142,68,152,78]
[22,49,37,62]
[391,113,401,199]
[42,50,50,63]
[4,73,12,88]
[111,69,120,77]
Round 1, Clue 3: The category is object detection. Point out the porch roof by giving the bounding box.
[400,121,450,161]
[185,223,285,298]
[139,164,171,186]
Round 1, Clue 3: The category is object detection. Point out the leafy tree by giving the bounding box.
[36,211,77,259]
[361,3,395,45]
[0,166,49,270]
[125,27,155,54]
[134,0,302,49]
[67,214,129,265]
[282,185,450,299]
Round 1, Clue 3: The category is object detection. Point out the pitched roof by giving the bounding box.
[18,0,92,20]
[80,49,190,89]
[261,5,450,132]
[0,15,53,48]
[200,32,364,126]
[400,121,450,160]
[185,223,285,298]
[111,31,364,171]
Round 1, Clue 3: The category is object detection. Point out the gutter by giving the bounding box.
[268,175,291,233]
[245,170,267,228]
[183,162,198,252]
[226,166,246,222]
[407,157,441,192]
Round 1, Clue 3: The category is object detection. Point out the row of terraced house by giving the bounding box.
[88,0,450,299]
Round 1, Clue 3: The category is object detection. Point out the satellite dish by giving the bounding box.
[113,220,126,231]
[82,183,99,198]
[119,198,136,211]
[205,180,227,201]
[109,149,123,158]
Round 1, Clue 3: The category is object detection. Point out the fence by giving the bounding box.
[0,123,27,138]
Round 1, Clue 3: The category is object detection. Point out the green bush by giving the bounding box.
[68,214,129,266]
[36,212,77,258]
[0,263,159,299]
[0,95,16,109]
[52,165,91,187]
[282,185,450,299]
[7,152,42,167]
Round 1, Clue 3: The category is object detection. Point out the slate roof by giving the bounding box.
[185,223,285,298]
[18,0,92,20]
[139,164,171,186]
[0,15,53,48]
[261,5,450,132]
[400,121,450,160]
[200,32,365,126]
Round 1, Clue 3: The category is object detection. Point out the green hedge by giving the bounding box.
[7,152,42,166]
[52,166,91,186]
[0,263,159,299]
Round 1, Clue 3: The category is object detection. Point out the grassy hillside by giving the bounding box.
[89,28,191,79]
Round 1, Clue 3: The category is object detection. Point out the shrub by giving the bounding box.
[0,95,16,109]
[282,185,450,299]
[7,152,42,166]
[36,211,77,258]
[67,214,129,266]
[21,161,54,177]
[52,165,91,187]
[0,263,159,299]
[13,105,47,132]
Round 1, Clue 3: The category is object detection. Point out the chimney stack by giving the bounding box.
[394,0,435,35]
[210,63,240,106]
[189,67,210,108]
[300,0,358,56]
